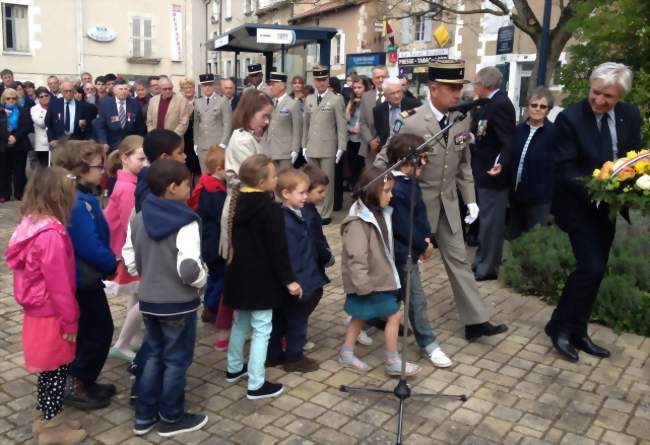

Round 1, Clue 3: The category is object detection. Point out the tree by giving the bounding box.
[382,0,598,88]
[559,0,650,143]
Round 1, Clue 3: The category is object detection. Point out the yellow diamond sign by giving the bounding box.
[434,24,450,48]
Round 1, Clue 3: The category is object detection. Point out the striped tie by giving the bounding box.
[119,102,126,128]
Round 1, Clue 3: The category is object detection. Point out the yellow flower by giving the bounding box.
[593,168,601,178]
[626,150,638,160]
[634,159,650,175]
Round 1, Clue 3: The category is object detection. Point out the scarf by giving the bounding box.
[4,104,19,131]
[187,173,226,211]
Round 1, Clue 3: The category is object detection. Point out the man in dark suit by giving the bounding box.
[220,78,239,111]
[547,62,641,362]
[373,78,421,147]
[470,67,516,281]
[45,80,94,144]
[94,79,146,152]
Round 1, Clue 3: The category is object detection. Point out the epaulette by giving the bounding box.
[401,108,417,119]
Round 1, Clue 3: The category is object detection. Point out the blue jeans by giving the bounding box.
[204,273,224,312]
[135,312,197,425]
[398,262,439,354]
[227,309,272,391]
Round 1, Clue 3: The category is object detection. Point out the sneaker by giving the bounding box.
[337,354,370,373]
[247,381,284,400]
[385,361,421,377]
[304,341,315,351]
[133,417,159,436]
[283,357,319,373]
[357,330,373,346]
[109,346,135,362]
[158,413,208,437]
[225,364,247,383]
[428,347,453,368]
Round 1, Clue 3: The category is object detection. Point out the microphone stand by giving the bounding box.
[341,111,469,445]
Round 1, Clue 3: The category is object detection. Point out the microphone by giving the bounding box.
[448,98,490,113]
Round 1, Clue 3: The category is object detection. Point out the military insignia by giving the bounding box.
[477,119,488,138]
[454,131,470,145]
[400,109,417,119]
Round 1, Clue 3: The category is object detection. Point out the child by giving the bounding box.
[339,166,420,376]
[53,141,118,409]
[5,167,87,445]
[301,165,373,347]
[266,168,327,373]
[187,146,233,349]
[387,134,452,368]
[123,159,208,437]
[104,135,147,362]
[224,154,302,399]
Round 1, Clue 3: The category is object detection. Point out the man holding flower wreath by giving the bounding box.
[548,62,641,362]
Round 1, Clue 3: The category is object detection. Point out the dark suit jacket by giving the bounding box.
[470,90,516,189]
[373,97,421,147]
[230,94,240,112]
[551,99,641,232]
[45,98,94,142]
[7,106,33,151]
[94,96,146,151]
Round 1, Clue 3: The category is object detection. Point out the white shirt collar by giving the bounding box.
[428,100,447,122]
[596,109,616,122]
[115,96,126,107]
[275,93,287,104]
[392,170,407,177]
[488,89,500,100]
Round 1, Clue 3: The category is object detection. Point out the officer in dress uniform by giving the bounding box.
[302,65,348,224]
[194,73,232,172]
[245,63,272,96]
[262,72,303,170]
[375,59,508,341]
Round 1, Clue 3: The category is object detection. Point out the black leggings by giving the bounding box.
[37,365,68,420]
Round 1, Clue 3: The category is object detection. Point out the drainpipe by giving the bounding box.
[76,0,84,75]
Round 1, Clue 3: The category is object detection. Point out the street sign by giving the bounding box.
[496,25,515,55]
[214,34,229,49]
[256,28,296,45]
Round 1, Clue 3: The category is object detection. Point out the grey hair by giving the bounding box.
[590,62,633,96]
[475,66,503,90]
[372,65,388,76]
[528,86,554,110]
[382,77,402,91]
[461,85,475,101]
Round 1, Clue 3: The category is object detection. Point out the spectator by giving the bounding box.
[30,86,52,166]
[94,80,146,151]
[22,81,36,103]
[220,78,239,111]
[508,87,555,240]
[1,68,15,95]
[47,75,61,98]
[398,74,416,100]
[94,76,107,103]
[146,77,192,137]
[344,75,369,188]
[81,72,93,86]
[133,81,150,116]
[10,81,33,109]
[289,75,306,104]
[470,66,516,281]
[1,88,32,201]
[179,77,200,177]
[147,76,160,96]
[83,82,97,105]
[45,80,95,144]
[359,65,388,165]
[373,77,420,147]
[104,73,117,96]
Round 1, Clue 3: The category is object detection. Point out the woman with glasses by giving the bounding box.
[30,87,52,167]
[508,86,556,239]
[1,88,33,201]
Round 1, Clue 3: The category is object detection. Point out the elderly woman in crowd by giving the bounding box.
[30,86,52,167]
[133,81,150,116]
[508,86,556,239]
[179,77,201,179]
[1,88,32,201]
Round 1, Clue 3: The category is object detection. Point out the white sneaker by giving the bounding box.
[356,330,373,346]
[428,347,452,368]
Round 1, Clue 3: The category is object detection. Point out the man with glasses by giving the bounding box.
[44,80,94,144]
[146,77,192,137]
[94,79,146,152]
[470,66,516,282]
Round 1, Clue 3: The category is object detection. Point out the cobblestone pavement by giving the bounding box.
[1,200,649,445]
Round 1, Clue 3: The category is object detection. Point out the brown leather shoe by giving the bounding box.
[283,357,320,373]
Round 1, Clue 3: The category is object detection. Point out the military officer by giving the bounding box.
[245,63,272,96]
[194,73,232,172]
[262,72,303,170]
[302,65,348,224]
[375,59,508,341]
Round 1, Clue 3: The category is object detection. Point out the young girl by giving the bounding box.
[339,166,420,376]
[5,167,87,444]
[53,141,118,409]
[223,154,302,400]
[104,135,147,362]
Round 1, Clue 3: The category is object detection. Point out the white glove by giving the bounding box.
[193,144,199,155]
[335,149,343,164]
[464,203,479,224]
[291,151,299,164]
[302,147,309,162]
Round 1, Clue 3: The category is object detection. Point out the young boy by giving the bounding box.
[387,133,452,368]
[301,165,373,347]
[266,168,327,372]
[123,159,208,437]
[187,146,227,325]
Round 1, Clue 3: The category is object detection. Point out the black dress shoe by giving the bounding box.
[544,321,555,337]
[551,331,579,362]
[475,274,498,282]
[571,335,610,358]
[64,377,110,410]
[465,322,508,341]
[86,382,117,399]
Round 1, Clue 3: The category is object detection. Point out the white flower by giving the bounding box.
[636,174,650,190]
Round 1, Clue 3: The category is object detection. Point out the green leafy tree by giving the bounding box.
[559,0,650,144]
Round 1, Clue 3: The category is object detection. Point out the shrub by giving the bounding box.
[500,215,650,336]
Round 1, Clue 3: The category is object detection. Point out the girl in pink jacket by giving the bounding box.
[5,167,87,444]
[103,135,147,361]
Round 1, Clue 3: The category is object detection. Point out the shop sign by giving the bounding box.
[87,26,116,42]
[398,48,449,67]
[496,25,515,55]
[256,28,296,45]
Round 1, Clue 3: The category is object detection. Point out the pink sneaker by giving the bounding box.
[214,339,229,351]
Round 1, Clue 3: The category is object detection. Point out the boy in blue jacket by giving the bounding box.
[266,168,327,373]
[387,133,452,368]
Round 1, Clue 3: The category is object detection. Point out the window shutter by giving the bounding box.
[424,18,433,42]
[15,6,29,51]
[226,0,232,18]
[132,17,141,57]
[143,18,152,58]
[401,17,410,45]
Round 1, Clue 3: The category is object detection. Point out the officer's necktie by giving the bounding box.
[439,115,449,144]
[119,102,126,128]
[64,101,71,134]
[600,113,614,160]
[317,95,322,105]
[207,96,210,105]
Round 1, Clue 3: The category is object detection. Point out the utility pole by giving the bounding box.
[537,0,552,86]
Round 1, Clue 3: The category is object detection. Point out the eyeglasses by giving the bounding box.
[88,164,105,171]
[5,97,17,101]
[529,103,548,110]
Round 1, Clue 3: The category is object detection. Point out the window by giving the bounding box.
[131,16,153,58]
[2,3,29,52]
[226,60,232,78]
[331,32,344,65]
[212,0,220,21]
[225,0,232,19]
